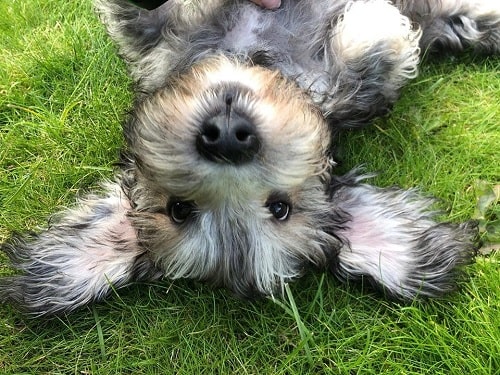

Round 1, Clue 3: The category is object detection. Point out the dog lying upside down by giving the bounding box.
[1,0,498,316]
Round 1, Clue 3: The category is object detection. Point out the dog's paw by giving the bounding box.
[333,0,421,81]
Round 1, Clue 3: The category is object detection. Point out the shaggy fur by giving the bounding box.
[1,0,498,316]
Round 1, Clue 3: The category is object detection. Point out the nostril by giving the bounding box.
[235,128,251,142]
[201,123,220,143]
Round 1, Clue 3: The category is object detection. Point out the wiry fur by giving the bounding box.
[332,181,476,298]
[1,0,496,316]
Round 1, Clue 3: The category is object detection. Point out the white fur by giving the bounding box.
[440,0,500,17]
[334,0,421,79]
[334,184,439,297]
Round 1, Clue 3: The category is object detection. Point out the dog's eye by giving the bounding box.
[266,192,292,222]
[267,201,291,221]
[168,200,195,224]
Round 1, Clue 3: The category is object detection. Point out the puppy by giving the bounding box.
[1,0,498,316]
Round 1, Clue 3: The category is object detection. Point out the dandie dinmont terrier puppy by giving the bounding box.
[1,0,498,316]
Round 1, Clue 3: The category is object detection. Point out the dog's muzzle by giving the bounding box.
[196,96,261,164]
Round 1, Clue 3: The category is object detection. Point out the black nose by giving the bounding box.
[196,111,261,164]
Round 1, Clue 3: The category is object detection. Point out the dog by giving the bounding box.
[1,0,498,316]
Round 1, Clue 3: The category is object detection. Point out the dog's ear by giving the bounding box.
[327,178,477,300]
[0,181,161,316]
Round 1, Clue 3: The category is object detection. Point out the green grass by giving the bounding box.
[0,1,499,373]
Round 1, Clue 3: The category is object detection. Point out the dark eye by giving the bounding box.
[168,200,195,224]
[267,201,291,221]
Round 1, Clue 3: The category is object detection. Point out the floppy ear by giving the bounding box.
[328,178,477,299]
[0,181,162,317]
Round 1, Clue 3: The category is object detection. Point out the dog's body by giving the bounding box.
[1,0,498,316]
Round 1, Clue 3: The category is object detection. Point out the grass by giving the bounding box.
[0,0,498,373]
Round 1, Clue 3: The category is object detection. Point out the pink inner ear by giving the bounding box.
[93,195,137,248]
[0,182,156,316]
[333,185,435,292]
[67,187,144,279]
[336,211,415,287]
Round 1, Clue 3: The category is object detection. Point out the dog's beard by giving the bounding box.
[127,57,331,200]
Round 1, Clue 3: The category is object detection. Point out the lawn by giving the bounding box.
[0,0,499,373]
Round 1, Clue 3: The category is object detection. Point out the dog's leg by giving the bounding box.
[323,0,422,128]
[328,180,476,299]
[0,181,162,316]
[94,0,222,93]
[94,0,174,92]
[394,0,500,54]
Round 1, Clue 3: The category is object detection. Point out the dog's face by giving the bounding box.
[125,57,338,296]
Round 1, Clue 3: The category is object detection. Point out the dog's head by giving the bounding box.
[124,56,340,297]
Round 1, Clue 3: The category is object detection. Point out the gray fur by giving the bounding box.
[1,181,163,316]
[95,0,499,128]
[332,181,477,298]
[1,0,496,316]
